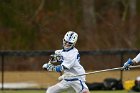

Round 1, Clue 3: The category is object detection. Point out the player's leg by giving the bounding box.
[46,80,70,93]
[71,80,90,93]
[66,87,76,93]
[46,84,63,93]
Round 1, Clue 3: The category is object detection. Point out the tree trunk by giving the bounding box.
[82,0,96,49]
[82,0,96,31]
[129,0,137,47]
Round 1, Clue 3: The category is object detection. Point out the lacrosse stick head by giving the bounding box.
[49,54,63,63]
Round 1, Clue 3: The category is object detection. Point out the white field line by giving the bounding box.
[0,82,39,88]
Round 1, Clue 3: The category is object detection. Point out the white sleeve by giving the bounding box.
[133,53,140,63]
[61,53,76,69]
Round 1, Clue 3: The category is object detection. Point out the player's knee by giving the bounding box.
[46,87,52,93]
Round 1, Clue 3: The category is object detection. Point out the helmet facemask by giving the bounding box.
[63,39,75,50]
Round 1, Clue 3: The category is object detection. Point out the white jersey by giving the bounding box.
[133,53,140,63]
[55,48,86,81]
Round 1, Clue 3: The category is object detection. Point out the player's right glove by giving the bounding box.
[42,63,54,71]
[123,58,134,70]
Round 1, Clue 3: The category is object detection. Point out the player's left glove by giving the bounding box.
[123,58,134,70]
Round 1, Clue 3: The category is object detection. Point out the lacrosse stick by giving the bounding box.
[74,65,140,77]
[46,54,59,64]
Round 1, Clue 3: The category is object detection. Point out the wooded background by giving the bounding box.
[0,0,140,50]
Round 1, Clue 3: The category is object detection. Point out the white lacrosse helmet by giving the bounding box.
[63,31,78,50]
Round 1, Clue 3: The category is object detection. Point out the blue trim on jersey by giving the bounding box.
[77,53,80,62]
[64,78,84,92]
[64,78,79,81]
[55,65,63,72]
[79,80,84,91]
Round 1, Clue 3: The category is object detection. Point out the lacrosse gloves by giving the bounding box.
[123,58,134,70]
[42,63,63,72]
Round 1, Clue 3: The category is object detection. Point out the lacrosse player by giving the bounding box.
[123,53,140,70]
[42,31,90,93]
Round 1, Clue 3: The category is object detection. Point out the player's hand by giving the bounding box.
[42,63,54,71]
[123,58,133,70]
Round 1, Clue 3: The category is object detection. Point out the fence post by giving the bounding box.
[120,52,124,82]
[1,54,4,90]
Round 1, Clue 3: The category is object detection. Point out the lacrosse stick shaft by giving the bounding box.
[75,65,140,77]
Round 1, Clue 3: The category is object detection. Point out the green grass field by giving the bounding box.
[0,90,129,93]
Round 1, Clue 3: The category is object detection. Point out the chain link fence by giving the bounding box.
[0,49,140,90]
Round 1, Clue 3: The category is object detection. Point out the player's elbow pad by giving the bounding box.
[54,65,64,72]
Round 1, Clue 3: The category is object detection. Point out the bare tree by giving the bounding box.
[129,0,137,47]
[82,0,96,49]
[32,0,45,20]
[82,0,96,31]
[121,0,129,21]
